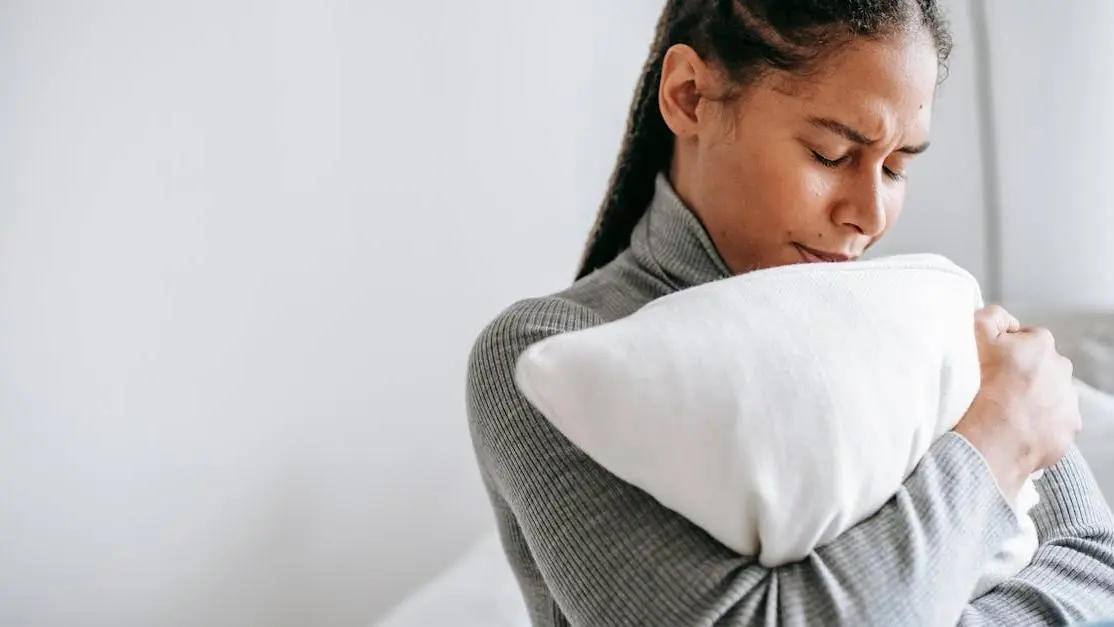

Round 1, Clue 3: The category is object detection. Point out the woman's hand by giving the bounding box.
[954,305,1082,500]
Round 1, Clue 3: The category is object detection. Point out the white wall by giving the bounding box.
[0,1,1049,625]
[983,0,1114,310]
[0,2,660,625]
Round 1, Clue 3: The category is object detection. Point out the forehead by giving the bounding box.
[763,34,939,140]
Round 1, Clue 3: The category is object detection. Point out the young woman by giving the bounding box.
[467,1,1114,624]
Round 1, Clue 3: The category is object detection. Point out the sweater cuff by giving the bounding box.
[934,431,1023,540]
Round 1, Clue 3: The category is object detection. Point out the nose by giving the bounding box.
[831,172,888,237]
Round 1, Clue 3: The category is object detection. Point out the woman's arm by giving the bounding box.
[468,296,1018,626]
[959,448,1114,626]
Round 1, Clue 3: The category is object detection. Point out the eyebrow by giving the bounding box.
[808,116,930,155]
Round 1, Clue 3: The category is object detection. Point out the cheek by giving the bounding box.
[700,133,832,245]
[758,159,833,232]
[802,170,834,205]
[881,190,907,233]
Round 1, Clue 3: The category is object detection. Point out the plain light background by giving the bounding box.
[1,1,1110,626]
[983,2,1114,309]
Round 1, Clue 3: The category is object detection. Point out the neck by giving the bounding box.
[623,173,732,290]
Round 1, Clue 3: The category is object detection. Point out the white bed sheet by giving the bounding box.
[375,531,528,627]
[1078,380,1114,504]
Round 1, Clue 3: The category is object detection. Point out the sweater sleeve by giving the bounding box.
[958,447,1114,625]
[467,296,1028,626]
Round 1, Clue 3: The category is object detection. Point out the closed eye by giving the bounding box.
[812,150,849,168]
[814,149,909,181]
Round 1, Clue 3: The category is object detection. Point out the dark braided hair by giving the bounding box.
[576,0,953,280]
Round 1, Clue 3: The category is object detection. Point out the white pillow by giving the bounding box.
[515,253,1037,598]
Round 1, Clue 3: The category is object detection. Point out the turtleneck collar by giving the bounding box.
[626,172,732,291]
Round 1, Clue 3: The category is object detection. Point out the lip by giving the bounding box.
[793,243,859,263]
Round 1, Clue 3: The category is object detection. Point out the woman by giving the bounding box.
[467,1,1114,624]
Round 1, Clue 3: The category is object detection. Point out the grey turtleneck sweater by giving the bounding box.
[466,174,1114,626]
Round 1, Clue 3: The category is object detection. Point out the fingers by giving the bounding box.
[1060,354,1075,378]
[1008,325,1060,359]
[1072,386,1084,435]
[975,305,1021,339]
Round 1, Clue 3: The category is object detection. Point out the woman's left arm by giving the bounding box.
[959,447,1114,625]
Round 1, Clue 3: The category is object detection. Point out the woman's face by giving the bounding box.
[659,31,939,274]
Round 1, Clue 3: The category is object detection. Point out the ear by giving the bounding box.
[658,44,718,139]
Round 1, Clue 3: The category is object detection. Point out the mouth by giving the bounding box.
[793,243,859,263]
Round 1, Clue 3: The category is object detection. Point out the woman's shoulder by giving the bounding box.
[468,294,604,381]
[465,294,605,428]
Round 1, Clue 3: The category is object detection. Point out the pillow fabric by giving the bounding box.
[515,253,1038,598]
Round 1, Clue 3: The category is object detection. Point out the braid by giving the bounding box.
[575,2,681,280]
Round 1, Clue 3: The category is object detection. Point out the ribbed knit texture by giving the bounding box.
[466,174,1114,626]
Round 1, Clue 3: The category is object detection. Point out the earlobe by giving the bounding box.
[658,44,703,139]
